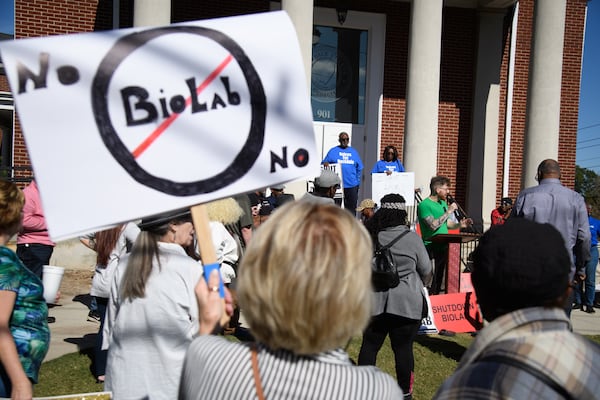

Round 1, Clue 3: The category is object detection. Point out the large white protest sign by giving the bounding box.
[0,11,319,240]
[371,172,415,206]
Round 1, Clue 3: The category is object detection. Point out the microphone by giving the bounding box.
[446,193,481,234]
[446,194,468,221]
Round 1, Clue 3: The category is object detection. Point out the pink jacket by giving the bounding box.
[17,181,55,246]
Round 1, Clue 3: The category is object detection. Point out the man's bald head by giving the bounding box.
[536,159,561,181]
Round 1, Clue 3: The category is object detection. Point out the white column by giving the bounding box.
[522,0,566,188]
[403,0,443,193]
[281,0,314,90]
[281,0,315,199]
[133,0,170,27]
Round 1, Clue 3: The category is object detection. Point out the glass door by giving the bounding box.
[311,25,367,125]
[312,8,385,200]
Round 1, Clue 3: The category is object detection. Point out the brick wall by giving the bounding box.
[495,11,512,202]
[498,0,586,196]
[380,2,410,163]
[559,0,587,188]
[0,75,9,91]
[15,0,117,38]
[438,7,477,204]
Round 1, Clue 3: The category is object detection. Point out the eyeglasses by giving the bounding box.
[339,137,349,142]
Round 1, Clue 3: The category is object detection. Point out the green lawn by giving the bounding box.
[34,334,600,399]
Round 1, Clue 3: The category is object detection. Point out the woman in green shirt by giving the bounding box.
[0,180,50,398]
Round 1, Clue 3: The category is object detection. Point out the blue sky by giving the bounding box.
[577,0,600,173]
[0,0,14,35]
[0,1,598,172]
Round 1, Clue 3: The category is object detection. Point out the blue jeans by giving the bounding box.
[94,297,108,377]
[576,246,599,306]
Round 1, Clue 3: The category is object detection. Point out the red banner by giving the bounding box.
[429,292,483,333]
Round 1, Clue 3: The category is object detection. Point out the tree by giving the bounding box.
[575,165,600,217]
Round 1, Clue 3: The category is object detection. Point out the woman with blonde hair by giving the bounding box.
[204,198,244,283]
[0,180,49,398]
[205,197,252,339]
[205,197,245,258]
[180,201,402,399]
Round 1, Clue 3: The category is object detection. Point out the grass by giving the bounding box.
[346,333,474,399]
[34,334,600,399]
[34,351,105,396]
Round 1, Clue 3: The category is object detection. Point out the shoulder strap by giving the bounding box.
[251,343,266,400]
[378,230,410,251]
[478,353,573,400]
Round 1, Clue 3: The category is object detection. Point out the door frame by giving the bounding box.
[312,7,386,201]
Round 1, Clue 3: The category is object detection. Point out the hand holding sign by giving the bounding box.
[196,262,234,335]
[191,203,231,332]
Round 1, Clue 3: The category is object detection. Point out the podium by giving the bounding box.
[431,233,480,293]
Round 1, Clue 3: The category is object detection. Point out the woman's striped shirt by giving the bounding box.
[179,335,402,399]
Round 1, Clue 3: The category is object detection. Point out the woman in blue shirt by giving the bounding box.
[371,145,405,175]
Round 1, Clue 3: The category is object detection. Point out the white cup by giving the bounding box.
[42,265,64,304]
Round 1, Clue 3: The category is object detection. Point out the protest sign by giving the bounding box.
[371,172,415,206]
[0,11,318,240]
[418,287,439,335]
[429,292,483,333]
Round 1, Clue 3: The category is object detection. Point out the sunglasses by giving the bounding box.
[340,138,349,142]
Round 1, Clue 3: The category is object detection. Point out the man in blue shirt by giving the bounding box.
[512,159,591,316]
[574,203,600,313]
[322,132,364,213]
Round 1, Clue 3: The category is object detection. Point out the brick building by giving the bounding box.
[0,0,588,229]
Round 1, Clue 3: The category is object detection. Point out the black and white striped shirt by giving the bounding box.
[179,335,402,399]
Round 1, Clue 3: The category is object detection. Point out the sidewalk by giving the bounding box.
[570,307,600,335]
[44,295,600,362]
[45,294,98,362]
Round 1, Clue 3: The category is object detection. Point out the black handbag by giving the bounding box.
[372,230,410,292]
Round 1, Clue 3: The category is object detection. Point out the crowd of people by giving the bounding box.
[0,152,599,399]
